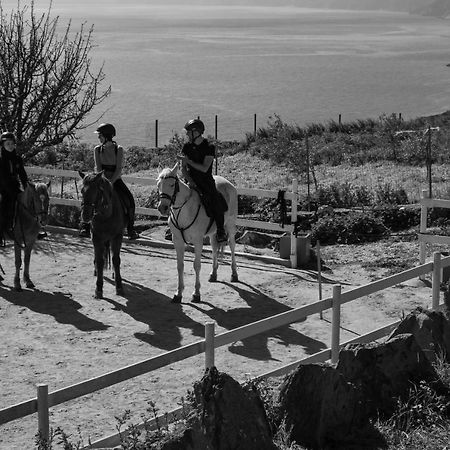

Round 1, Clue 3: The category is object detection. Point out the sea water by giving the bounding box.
[13,3,450,146]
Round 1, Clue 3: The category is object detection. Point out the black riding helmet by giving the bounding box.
[184,119,205,134]
[95,123,116,141]
[1,131,16,143]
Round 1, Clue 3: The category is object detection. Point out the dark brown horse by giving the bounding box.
[79,171,125,299]
[3,182,50,291]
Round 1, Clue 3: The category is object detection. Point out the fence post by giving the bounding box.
[331,285,341,364]
[204,322,215,370]
[37,384,49,444]
[432,251,441,310]
[290,178,298,269]
[419,189,429,280]
[155,119,158,148]
[253,113,257,138]
[317,240,323,319]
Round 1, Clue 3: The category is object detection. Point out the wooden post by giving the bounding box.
[338,113,342,131]
[317,241,323,319]
[60,163,65,198]
[331,285,341,364]
[155,119,158,148]
[37,384,49,444]
[204,322,215,370]
[214,114,218,140]
[419,189,429,276]
[427,126,432,198]
[253,113,257,138]
[290,178,298,269]
[432,251,441,310]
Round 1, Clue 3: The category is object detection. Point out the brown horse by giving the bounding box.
[79,171,125,299]
[3,182,50,291]
[157,163,239,303]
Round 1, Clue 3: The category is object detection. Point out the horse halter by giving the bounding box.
[159,175,180,206]
[81,179,111,221]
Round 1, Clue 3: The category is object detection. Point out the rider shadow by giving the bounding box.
[190,280,327,362]
[0,285,110,332]
[102,278,205,352]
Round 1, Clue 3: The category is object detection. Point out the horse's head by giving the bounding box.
[24,181,51,226]
[156,164,179,217]
[79,171,113,222]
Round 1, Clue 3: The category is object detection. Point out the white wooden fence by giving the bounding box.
[26,166,302,268]
[1,246,447,448]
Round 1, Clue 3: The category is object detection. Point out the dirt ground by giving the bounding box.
[0,227,436,449]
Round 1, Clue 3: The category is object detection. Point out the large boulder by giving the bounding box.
[336,333,441,417]
[388,306,450,363]
[277,363,375,449]
[156,367,276,450]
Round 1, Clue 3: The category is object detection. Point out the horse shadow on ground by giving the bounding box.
[101,278,205,352]
[188,280,327,362]
[0,285,109,331]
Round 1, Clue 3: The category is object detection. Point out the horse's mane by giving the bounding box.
[157,167,174,181]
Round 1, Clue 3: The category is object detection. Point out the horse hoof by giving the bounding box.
[208,273,217,282]
[191,294,201,303]
[231,274,239,283]
[14,285,23,292]
[116,287,124,295]
[25,281,35,289]
[171,295,182,304]
[94,290,103,299]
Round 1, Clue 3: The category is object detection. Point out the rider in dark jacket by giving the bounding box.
[178,119,227,243]
[0,131,47,240]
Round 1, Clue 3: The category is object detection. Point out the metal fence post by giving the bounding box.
[331,285,341,364]
[432,251,441,310]
[290,178,298,269]
[205,322,215,370]
[37,384,49,444]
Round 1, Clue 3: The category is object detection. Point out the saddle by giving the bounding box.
[194,186,228,219]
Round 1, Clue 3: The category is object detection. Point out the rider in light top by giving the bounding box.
[79,123,139,240]
[0,131,46,240]
[177,118,228,244]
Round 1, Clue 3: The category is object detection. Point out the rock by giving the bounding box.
[388,307,450,363]
[236,230,276,248]
[337,333,441,417]
[277,363,372,449]
[157,367,276,450]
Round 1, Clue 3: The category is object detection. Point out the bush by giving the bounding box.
[310,212,388,245]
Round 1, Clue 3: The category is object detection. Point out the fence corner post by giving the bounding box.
[419,189,429,280]
[205,322,215,370]
[37,383,49,444]
[331,285,341,364]
[432,251,442,310]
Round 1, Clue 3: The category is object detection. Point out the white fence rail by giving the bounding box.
[27,166,302,267]
[1,248,448,448]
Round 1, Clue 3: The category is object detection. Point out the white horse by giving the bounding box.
[157,164,239,303]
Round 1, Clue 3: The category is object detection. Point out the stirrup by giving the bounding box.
[37,231,47,240]
[128,230,140,240]
[216,230,228,244]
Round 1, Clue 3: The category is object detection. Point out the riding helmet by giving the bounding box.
[184,119,205,134]
[95,123,116,139]
[1,131,16,143]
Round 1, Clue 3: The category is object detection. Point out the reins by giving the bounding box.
[160,175,203,244]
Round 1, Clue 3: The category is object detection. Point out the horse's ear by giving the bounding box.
[94,171,104,181]
[78,170,85,179]
[46,180,51,189]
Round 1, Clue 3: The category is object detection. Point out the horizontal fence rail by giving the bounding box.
[1,246,448,448]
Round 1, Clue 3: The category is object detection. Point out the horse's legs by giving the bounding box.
[111,237,123,295]
[23,244,35,288]
[93,239,105,299]
[172,237,185,303]
[13,244,22,291]
[209,238,219,282]
[192,242,203,303]
[228,224,239,282]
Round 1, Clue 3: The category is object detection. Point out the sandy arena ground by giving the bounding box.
[0,228,434,449]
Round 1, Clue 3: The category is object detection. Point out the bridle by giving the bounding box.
[159,174,202,243]
[81,179,112,221]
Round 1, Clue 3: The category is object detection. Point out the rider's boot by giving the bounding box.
[79,222,91,238]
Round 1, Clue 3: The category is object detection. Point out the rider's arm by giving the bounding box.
[110,145,124,184]
[94,146,102,173]
[184,155,214,173]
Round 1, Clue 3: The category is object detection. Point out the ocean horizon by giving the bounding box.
[8,3,450,147]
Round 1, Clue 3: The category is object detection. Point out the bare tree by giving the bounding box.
[0,1,111,160]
